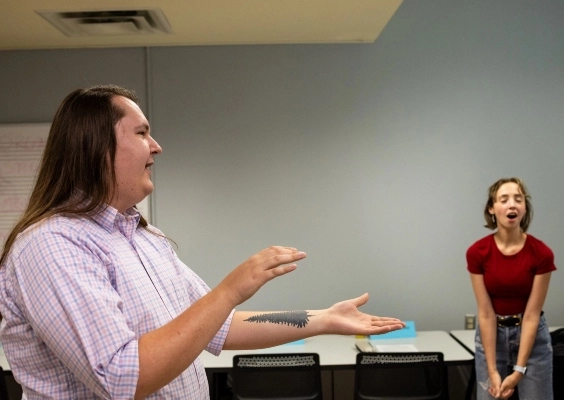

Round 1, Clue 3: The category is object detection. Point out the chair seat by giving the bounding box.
[0,367,9,400]
[354,352,447,400]
[232,353,323,400]
[554,355,564,399]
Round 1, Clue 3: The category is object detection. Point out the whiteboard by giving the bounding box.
[0,124,49,246]
[0,124,151,247]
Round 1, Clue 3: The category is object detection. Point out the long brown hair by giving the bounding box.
[1,85,150,266]
[483,177,533,232]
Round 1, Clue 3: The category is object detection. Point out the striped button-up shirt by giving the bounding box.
[0,206,233,399]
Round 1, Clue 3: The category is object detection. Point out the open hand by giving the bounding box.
[218,246,307,306]
[324,293,405,336]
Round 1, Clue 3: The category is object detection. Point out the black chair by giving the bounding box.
[354,352,447,400]
[0,367,9,400]
[552,327,564,399]
[232,353,323,400]
[554,354,564,399]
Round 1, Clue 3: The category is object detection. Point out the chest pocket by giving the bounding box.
[171,274,192,313]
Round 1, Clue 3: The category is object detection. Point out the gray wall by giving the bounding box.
[1,0,562,331]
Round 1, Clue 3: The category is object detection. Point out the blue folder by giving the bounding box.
[285,339,305,345]
[370,320,416,340]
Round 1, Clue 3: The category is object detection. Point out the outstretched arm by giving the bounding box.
[470,273,505,399]
[136,246,306,399]
[224,293,405,350]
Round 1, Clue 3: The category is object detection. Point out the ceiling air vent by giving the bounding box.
[36,9,173,36]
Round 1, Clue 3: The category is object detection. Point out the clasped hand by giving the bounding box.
[489,371,520,399]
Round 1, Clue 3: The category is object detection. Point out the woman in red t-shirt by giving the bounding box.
[467,177,556,400]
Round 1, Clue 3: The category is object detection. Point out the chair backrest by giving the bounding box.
[354,352,447,400]
[0,367,9,400]
[553,353,564,399]
[551,328,564,398]
[232,353,323,400]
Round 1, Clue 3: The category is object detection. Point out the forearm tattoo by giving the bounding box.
[244,311,312,328]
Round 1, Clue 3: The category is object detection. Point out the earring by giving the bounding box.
[492,214,496,223]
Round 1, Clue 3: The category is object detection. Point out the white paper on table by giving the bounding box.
[372,344,418,352]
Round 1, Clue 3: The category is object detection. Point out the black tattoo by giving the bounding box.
[244,311,312,328]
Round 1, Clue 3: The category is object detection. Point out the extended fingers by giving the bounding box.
[371,316,406,327]
[260,246,307,268]
[366,316,405,335]
[243,247,306,283]
[369,324,405,335]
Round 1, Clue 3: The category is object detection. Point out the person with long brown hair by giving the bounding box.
[0,85,404,399]
[467,177,556,399]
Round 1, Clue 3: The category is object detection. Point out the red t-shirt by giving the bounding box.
[466,234,556,315]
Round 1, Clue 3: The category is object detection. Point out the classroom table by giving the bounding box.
[200,331,474,399]
[450,329,476,355]
[2,331,475,399]
[200,331,473,369]
[450,330,478,400]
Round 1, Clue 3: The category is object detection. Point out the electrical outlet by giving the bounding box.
[465,314,476,330]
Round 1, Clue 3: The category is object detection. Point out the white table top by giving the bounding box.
[368,331,473,362]
[200,334,356,370]
[449,330,475,354]
[0,330,476,373]
[200,331,474,370]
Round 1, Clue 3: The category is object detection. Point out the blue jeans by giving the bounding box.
[474,315,553,400]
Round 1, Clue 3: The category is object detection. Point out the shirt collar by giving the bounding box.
[90,205,141,240]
